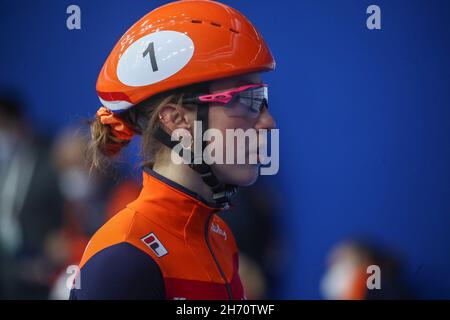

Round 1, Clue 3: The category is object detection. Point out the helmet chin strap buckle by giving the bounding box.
[189,162,237,209]
[212,186,238,210]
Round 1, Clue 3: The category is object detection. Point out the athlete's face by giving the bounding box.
[207,73,276,186]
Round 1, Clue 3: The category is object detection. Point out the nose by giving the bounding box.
[255,108,277,130]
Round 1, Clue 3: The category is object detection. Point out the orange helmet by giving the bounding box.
[97,0,275,111]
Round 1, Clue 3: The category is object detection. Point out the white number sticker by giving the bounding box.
[117,31,195,87]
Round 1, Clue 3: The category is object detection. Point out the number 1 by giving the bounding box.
[143,42,158,72]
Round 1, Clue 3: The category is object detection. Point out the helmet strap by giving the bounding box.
[153,105,237,209]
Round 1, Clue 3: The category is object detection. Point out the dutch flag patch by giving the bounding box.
[141,232,169,258]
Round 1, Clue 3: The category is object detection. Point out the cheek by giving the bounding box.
[207,107,258,162]
[208,106,254,131]
[208,107,231,131]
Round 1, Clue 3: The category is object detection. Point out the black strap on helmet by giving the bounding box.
[153,104,237,209]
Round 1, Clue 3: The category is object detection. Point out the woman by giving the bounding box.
[70,0,276,300]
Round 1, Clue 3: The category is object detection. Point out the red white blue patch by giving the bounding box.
[141,232,168,258]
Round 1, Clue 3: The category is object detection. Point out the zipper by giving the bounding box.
[204,213,233,300]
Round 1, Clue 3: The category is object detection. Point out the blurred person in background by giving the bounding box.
[320,239,414,300]
[48,127,130,299]
[0,94,63,299]
[104,178,141,222]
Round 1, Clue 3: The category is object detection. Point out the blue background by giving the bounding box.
[1,0,449,299]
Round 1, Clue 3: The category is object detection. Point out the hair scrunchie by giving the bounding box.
[96,107,134,141]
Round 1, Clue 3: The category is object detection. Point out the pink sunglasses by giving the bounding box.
[183,83,269,118]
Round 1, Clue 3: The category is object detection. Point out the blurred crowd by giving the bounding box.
[0,94,142,299]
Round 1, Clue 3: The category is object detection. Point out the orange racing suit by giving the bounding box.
[69,168,245,300]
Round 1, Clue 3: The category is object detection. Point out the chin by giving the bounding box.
[212,164,260,186]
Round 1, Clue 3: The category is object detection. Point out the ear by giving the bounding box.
[158,103,194,133]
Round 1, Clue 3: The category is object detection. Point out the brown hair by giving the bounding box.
[88,93,184,172]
